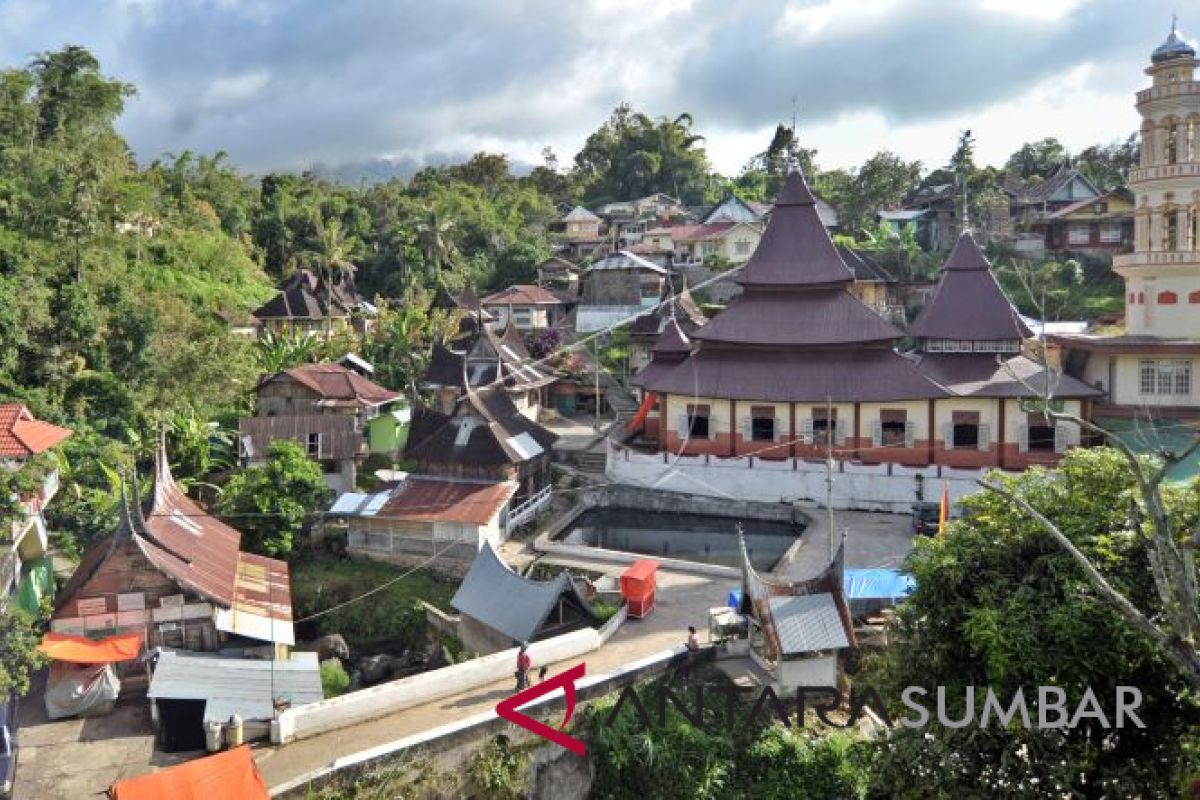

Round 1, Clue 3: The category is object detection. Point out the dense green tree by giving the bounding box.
[0,606,47,698]
[1004,137,1070,179]
[867,448,1200,797]
[573,104,718,205]
[1075,133,1139,189]
[737,125,819,201]
[216,440,330,557]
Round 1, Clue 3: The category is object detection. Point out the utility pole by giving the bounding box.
[593,336,602,431]
[825,395,836,561]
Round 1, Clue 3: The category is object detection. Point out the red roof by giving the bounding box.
[0,404,72,457]
[378,477,518,525]
[481,285,563,306]
[274,363,401,408]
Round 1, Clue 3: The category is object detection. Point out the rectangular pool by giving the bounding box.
[555,506,801,571]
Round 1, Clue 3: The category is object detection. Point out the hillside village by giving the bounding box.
[0,16,1199,800]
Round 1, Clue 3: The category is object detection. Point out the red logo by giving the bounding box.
[495,662,587,755]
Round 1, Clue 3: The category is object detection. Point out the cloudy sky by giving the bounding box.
[0,0,1186,177]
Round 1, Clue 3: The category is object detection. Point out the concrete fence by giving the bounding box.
[607,440,986,513]
[272,619,622,744]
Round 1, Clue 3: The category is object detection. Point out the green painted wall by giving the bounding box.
[368,410,410,455]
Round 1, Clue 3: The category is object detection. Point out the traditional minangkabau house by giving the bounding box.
[53,440,295,656]
[252,269,376,336]
[424,321,557,422]
[619,170,1091,508]
[737,530,856,690]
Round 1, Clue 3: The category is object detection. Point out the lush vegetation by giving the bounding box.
[215,440,330,557]
[865,448,1200,797]
[319,659,351,699]
[0,605,48,697]
[289,556,456,654]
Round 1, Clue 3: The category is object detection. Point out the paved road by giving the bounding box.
[252,566,729,791]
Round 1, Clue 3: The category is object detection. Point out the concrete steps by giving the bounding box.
[576,451,608,473]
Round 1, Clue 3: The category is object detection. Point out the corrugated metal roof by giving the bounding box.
[450,543,595,643]
[377,477,517,525]
[768,594,851,654]
[148,650,322,722]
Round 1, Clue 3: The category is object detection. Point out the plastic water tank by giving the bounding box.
[226,714,244,747]
[204,720,224,752]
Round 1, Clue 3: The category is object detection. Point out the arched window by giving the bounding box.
[1164,209,1179,250]
[1168,121,1180,164]
[1158,291,1178,304]
[1138,292,1145,303]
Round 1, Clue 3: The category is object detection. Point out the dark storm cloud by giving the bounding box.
[0,0,1181,172]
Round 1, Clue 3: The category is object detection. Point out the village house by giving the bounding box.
[644,222,764,268]
[0,404,71,611]
[597,193,691,247]
[701,192,840,229]
[888,184,960,251]
[449,542,597,653]
[621,170,1090,508]
[53,440,296,654]
[1004,162,1104,231]
[480,284,565,330]
[558,205,608,260]
[423,321,557,422]
[252,269,377,336]
[535,256,583,296]
[837,246,903,322]
[574,250,670,333]
[1049,30,1200,471]
[334,385,558,570]
[238,363,405,492]
[1024,188,1134,261]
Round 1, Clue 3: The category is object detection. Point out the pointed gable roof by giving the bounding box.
[910,232,1032,341]
[736,170,854,289]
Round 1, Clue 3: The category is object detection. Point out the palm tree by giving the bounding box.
[303,214,357,341]
[411,202,460,280]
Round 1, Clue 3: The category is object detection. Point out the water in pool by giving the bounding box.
[557,507,801,571]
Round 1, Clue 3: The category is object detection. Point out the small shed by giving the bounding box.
[147,651,322,751]
[620,560,658,619]
[450,543,598,654]
[766,593,850,688]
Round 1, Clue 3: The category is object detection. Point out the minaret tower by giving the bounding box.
[1122,21,1200,338]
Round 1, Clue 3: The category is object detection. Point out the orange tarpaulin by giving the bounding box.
[38,632,143,664]
[110,745,268,800]
[628,392,658,432]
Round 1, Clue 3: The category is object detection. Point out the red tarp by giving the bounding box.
[38,632,143,664]
[628,392,657,432]
[110,745,268,800]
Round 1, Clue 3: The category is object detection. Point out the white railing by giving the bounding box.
[504,485,552,535]
[1113,250,1200,268]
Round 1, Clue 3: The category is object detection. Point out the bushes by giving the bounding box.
[466,736,528,799]
[591,599,619,623]
[319,659,350,698]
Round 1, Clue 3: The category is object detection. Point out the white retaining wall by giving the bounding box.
[273,614,624,744]
[607,441,986,513]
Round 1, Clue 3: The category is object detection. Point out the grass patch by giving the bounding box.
[290,555,457,654]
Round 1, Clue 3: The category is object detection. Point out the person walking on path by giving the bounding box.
[516,643,532,691]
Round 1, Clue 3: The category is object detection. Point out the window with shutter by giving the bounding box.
[835,418,848,445]
[801,417,815,445]
[904,420,916,448]
[870,419,883,447]
[750,406,775,442]
[978,423,990,452]
[880,409,907,447]
[1017,425,1029,453]
[1026,414,1056,451]
[942,422,955,449]
[740,417,751,440]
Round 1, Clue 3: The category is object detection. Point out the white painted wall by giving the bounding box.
[607,440,983,512]
[274,626,606,743]
[778,654,838,691]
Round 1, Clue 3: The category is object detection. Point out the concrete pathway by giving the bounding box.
[779,506,916,580]
[252,566,728,791]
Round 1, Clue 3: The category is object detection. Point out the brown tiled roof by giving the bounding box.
[378,477,517,524]
[0,404,72,457]
[692,289,903,347]
[271,363,401,408]
[909,233,1032,341]
[735,170,853,290]
[638,348,946,402]
[481,285,563,306]
[914,353,1102,398]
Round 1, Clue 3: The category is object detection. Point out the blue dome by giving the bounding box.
[1152,29,1196,63]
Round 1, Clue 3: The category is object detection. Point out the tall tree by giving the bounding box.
[1004,137,1070,180]
[1075,133,1139,190]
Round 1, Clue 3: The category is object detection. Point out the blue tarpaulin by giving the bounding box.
[844,569,914,600]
